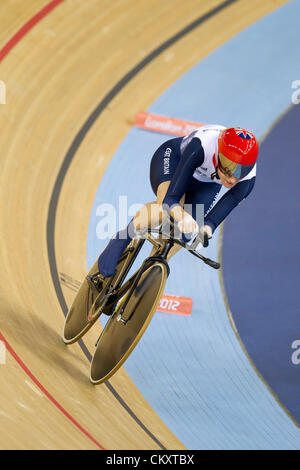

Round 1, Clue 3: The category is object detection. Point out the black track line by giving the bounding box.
[47,0,239,450]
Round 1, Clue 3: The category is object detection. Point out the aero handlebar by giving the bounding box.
[135,228,220,270]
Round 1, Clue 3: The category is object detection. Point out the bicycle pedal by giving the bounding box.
[101,302,115,316]
[86,273,105,292]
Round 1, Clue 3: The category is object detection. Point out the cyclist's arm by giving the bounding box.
[162,137,205,212]
[204,177,256,233]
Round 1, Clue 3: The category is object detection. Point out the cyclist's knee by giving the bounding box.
[133,202,164,229]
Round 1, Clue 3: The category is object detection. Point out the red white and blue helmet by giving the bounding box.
[218,127,259,179]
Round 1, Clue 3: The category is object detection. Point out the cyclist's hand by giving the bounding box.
[199,225,212,247]
[177,212,199,235]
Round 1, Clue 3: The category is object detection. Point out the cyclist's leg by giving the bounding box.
[97,138,182,277]
[142,181,187,261]
[97,197,166,278]
[133,181,169,231]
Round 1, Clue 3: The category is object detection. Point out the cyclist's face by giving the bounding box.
[217,165,240,188]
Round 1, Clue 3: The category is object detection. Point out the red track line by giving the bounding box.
[0,0,66,62]
[0,332,105,450]
[0,0,105,450]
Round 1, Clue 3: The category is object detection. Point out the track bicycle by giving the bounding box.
[62,218,220,384]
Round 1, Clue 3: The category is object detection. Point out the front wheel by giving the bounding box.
[90,261,168,385]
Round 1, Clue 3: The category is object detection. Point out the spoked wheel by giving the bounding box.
[90,261,168,385]
[62,240,140,344]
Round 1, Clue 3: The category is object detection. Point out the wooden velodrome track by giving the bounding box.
[0,0,288,450]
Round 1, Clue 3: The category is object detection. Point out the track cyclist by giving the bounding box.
[92,124,259,290]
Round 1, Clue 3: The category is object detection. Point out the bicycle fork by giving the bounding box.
[116,242,172,325]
